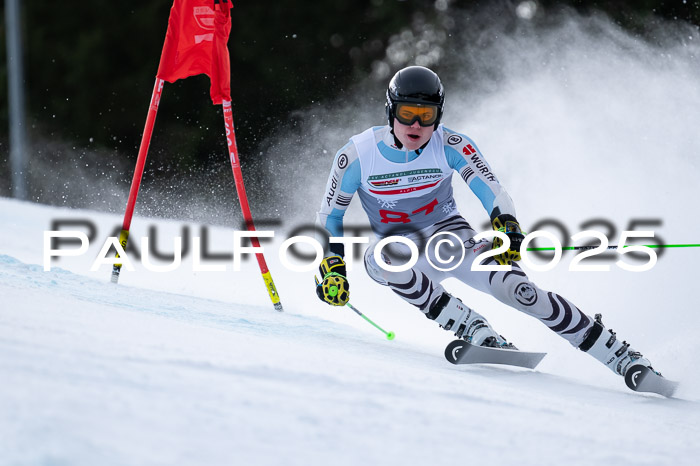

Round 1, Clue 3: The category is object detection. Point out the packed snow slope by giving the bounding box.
[1,197,699,466]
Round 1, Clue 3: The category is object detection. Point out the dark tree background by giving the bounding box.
[1,0,699,214]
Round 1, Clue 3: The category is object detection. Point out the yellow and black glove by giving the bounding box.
[314,256,350,306]
[491,214,525,265]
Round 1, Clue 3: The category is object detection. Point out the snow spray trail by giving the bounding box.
[263,8,700,228]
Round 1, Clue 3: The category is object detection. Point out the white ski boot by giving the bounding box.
[578,314,653,376]
[427,292,516,349]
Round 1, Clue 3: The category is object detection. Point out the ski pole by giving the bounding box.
[527,243,700,251]
[346,303,395,340]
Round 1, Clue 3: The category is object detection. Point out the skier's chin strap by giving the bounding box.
[392,130,404,149]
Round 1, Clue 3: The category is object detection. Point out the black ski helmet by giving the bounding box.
[386,66,445,130]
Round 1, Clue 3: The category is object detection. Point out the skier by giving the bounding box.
[315,65,666,390]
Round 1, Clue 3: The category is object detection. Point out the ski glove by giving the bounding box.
[491,214,525,265]
[315,255,350,306]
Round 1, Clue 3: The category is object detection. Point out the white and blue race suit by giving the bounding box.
[318,125,594,347]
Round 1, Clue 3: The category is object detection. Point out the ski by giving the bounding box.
[444,340,546,369]
[624,365,679,398]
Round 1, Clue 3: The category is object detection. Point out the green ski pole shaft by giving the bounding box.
[527,243,700,251]
[346,303,395,340]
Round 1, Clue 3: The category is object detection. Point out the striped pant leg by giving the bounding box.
[363,239,445,312]
[453,255,594,347]
[362,214,480,313]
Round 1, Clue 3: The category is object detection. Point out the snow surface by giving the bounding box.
[1,197,699,466]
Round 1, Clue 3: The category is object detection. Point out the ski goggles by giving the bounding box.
[394,102,439,127]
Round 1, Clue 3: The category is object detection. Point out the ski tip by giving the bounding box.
[274,302,284,312]
[624,365,648,391]
[444,339,546,369]
[444,340,466,364]
[625,365,679,398]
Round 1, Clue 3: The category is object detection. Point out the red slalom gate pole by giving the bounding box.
[111,77,165,284]
[222,100,283,312]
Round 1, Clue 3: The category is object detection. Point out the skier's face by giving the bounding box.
[393,118,433,151]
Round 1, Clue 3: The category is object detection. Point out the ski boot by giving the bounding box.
[578,314,679,396]
[427,292,517,349]
[578,313,653,376]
